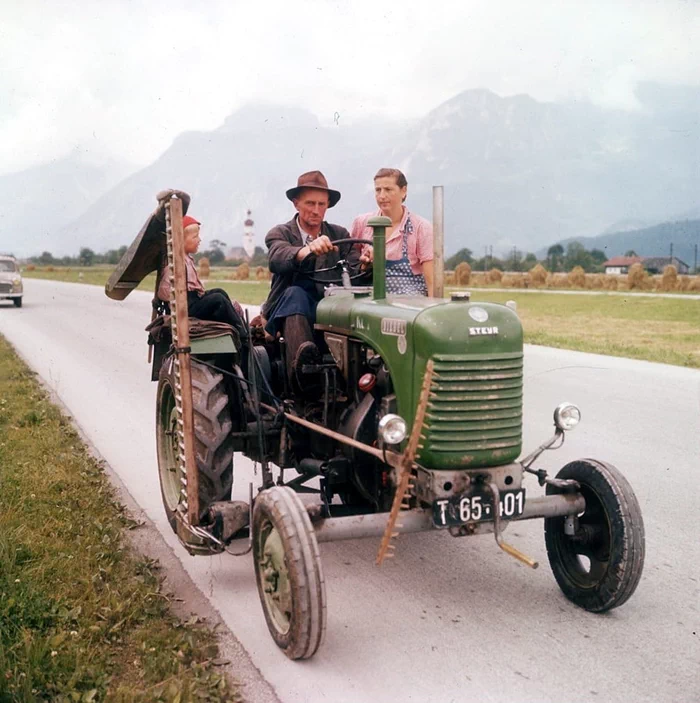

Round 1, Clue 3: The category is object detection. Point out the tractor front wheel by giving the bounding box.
[544,459,645,612]
[252,486,326,660]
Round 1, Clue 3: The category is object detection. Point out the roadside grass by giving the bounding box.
[22,267,700,368]
[0,336,240,702]
[21,267,116,288]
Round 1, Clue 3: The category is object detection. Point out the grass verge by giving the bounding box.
[0,335,240,702]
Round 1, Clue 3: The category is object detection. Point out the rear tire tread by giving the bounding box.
[156,359,235,533]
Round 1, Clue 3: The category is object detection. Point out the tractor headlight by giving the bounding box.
[378,414,407,445]
[553,402,581,431]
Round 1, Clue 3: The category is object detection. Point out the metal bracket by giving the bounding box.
[488,482,538,569]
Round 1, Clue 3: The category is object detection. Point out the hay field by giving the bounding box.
[21,266,700,368]
[469,291,700,368]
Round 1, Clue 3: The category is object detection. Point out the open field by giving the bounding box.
[0,335,239,701]
[21,266,700,368]
[468,290,700,368]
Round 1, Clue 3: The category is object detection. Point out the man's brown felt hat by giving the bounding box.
[286,170,341,208]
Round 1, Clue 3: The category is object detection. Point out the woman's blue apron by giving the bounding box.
[385,215,428,295]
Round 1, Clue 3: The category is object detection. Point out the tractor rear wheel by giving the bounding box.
[544,459,645,612]
[156,357,234,532]
[253,486,326,660]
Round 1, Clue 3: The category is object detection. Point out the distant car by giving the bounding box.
[0,255,23,307]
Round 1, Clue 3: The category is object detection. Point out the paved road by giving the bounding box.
[1,279,698,703]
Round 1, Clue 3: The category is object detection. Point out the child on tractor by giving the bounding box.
[157,215,247,341]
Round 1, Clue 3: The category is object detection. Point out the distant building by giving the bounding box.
[642,256,689,275]
[226,246,249,262]
[603,256,643,275]
[225,210,256,262]
[604,255,691,275]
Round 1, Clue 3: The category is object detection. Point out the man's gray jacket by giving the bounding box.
[262,217,368,318]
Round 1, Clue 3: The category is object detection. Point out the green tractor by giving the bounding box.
[106,192,645,661]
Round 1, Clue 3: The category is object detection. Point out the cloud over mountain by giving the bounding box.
[5,85,699,259]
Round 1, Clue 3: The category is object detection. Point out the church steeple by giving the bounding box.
[242,209,255,258]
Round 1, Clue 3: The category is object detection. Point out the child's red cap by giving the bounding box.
[182,215,201,229]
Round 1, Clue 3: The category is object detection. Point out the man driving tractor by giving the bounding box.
[262,170,372,393]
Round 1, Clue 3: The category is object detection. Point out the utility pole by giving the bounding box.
[432,186,444,298]
[670,242,673,264]
[694,243,698,274]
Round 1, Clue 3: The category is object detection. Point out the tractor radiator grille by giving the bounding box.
[425,353,523,454]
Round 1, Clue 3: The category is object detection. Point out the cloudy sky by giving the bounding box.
[2,0,698,176]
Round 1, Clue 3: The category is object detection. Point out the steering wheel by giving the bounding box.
[303,238,373,284]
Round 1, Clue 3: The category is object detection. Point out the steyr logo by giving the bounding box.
[469,326,499,336]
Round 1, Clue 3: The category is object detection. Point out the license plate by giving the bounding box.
[432,488,526,528]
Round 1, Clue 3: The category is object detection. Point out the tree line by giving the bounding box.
[446,242,609,273]
[29,247,129,267]
[28,243,269,267]
[28,240,625,273]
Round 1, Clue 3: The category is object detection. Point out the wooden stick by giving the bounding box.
[376,359,434,565]
[432,186,445,299]
[169,197,200,526]
[271,407,402,469]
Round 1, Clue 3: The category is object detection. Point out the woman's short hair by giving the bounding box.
[374,168,407,189]
[374,168,407,201]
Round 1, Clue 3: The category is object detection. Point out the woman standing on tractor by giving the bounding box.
[350,168,434,296]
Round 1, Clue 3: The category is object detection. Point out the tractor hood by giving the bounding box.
[316,291,524,469]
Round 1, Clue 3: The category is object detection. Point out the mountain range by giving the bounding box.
[542,219,699,268]
[2,82,699,259]
[0,151,133,257]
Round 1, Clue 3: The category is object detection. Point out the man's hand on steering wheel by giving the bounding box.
[296,235,337,262]
[308,235,336,256]
[301,238,374,284]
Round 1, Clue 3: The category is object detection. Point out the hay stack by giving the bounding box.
[455,262,471,285]
[627,263,649,290]
[502,273,526,288]
[586,274,605,290]
[529,263,547,287]
[235,262,250,281]
[567,266,586,288]
[659,265,678,291]
[487,268,503,284]
[602,275,619,291]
